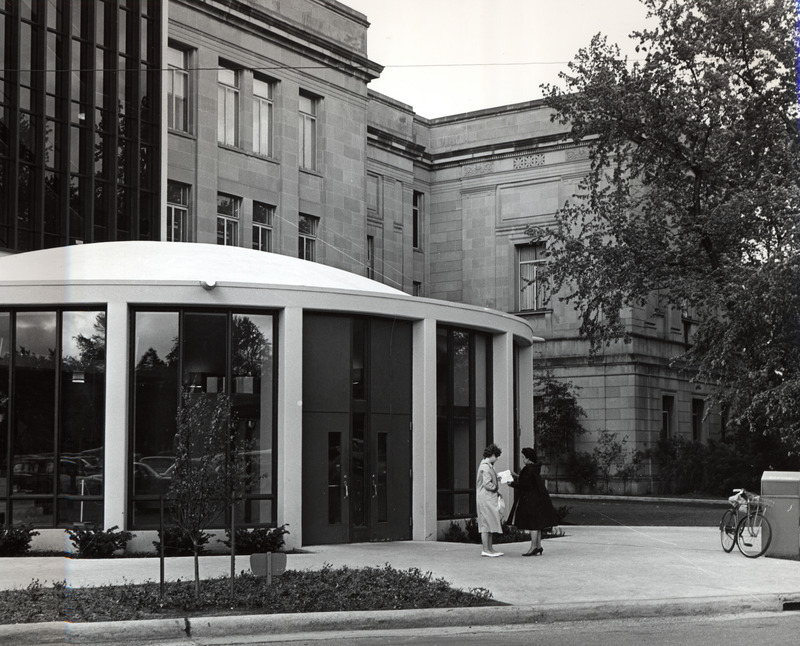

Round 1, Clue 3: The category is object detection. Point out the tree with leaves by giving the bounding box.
[541,0,800,454]
[169,389,253,599]
[533,372,586,480]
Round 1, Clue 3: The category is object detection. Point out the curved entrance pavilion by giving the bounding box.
[0,242,538,549]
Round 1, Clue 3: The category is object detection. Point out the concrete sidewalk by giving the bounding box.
[2,525,799,644]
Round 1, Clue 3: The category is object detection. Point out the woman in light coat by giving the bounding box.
[476,443,504,557]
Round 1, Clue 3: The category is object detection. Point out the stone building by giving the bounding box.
[0,0,717,548]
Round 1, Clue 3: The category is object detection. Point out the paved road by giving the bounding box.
[552,495,725,527]
[110,612,800,645]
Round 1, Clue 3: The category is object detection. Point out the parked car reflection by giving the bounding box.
[134,462,171,496]
[139,455,175,476]
[12,455,97,495]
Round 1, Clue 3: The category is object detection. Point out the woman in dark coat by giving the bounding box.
[508,447,560,556]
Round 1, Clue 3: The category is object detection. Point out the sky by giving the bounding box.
[342,0,654,118]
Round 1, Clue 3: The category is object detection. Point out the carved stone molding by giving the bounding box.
[565,147,589,161]
[512,154,545,169]
[463,161,494,177]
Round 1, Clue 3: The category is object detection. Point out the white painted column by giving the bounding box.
[277,307,303,548]
[103,302,128,530]
[518,342,535,449]
[492,332,515,474]
[412,318,438,541]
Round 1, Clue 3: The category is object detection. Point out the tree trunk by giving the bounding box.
[193,545,200,599]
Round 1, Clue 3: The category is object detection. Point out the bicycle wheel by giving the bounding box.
[736,513,772,558]
[719,509,737,552]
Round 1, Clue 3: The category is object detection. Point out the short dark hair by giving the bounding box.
[483,443,502,458]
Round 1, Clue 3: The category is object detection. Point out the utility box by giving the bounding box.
[761,471,800,560]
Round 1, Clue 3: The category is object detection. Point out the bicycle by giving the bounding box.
[719,488,773,558]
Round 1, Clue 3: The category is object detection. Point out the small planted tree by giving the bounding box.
[533,371,586,487]
[593,430,627,494]
[169,388,253,598]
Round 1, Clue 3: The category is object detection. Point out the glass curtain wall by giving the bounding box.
[131,309,276,529]
[0,309,105,527]
[436,326,492,519]
[0,0,161,251]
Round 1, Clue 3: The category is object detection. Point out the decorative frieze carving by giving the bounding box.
[512,154,545,169]
[565,147,589,161]
[463,161,494,177]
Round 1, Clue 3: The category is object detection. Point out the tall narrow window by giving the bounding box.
[367,175,379,215]
[413,281,422,297]
[366,235,375,279]
[661,395,674,439]
[166,181,189,242]
[253,77,273,157]
[298,214,318,261]
[166,46,189,132]
[518,242,547,311]
[253,201,273,252]
[692,399,705,442]
[217,193,239,246]
[299,93,317,170]
[218,66,239,146]
[412,191,424,249]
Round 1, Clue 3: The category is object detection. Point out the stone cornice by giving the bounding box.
[174,0,383,83]
[366,126,429,162]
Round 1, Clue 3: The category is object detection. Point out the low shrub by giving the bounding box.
[568,451,598,491]
[0,524,40,556]
[442,520,469,543]
[221,524,290,554]
[441,511,568,545]
[0,565,499,624]
[66,525,134,558]
[554,504,571,524]
[153,526,209,556]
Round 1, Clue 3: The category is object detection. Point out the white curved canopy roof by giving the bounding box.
[0,241,405,295]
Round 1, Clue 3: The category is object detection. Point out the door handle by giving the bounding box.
[343,474,349,498]
[372,474,378,498]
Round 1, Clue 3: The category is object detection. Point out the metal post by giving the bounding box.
[159,495,165,600]
[230,500,235,599]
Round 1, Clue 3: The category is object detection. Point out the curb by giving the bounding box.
[3,593,799,644]
[550,494,727,506]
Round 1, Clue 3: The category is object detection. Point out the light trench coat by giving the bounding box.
[476,458,503,533]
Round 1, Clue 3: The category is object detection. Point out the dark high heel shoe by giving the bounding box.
[532,547,543,556]
[522,550,534,557]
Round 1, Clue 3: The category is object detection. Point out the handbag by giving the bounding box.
[497,492,506,515]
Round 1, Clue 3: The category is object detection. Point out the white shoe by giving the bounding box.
[481,551,502,557]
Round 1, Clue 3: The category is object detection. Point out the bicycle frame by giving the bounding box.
[720,488,773,558]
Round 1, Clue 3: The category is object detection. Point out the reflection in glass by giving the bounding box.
[352,319,365,400]
[376,433,387,522]
[232,314,274,524]
[436,327,493,520]
[328,432,341,524]
[453,330,469,407]
[131,310,276,528]
[183,313,226,392]
[351,413,365,528]
[12,312,57,525]
[59,311,105,525]
[133,312,178,508]
[0,314,9,522]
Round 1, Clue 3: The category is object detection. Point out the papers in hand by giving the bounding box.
[497,469,513,483]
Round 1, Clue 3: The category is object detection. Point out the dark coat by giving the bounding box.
[507,463,560,531]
